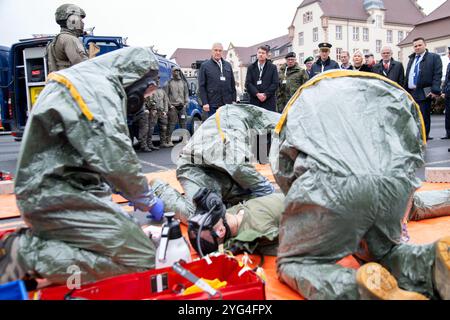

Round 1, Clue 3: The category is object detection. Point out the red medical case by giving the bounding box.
[38,254,266,300]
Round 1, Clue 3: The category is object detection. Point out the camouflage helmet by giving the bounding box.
[55,4,86,24]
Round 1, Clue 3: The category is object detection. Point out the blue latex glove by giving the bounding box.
[147,197,165,222]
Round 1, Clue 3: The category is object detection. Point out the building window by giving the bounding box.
[353,27,359,41]
[376,40,382,53]
[398,51,402,61]
[251,56,257,63]
[299,53,304,64]
[398,31,404,42]
[363,28,369,42]
[303,11,313,24]
[353,48,360,53]
[387,30,393,43]
[274,49,280,57]
[336,25,342,40]
[375,15,383,28]
[313,49,319,58]
[287,45,292,53]
[336,48,343,61]
[313,28,318,42]
[363,49,370,55]
[298,32,304,46]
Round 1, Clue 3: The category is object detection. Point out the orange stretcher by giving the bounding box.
[1,165,450,300]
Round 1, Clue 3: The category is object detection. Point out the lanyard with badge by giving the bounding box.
[282,67,288,85]
[257,65,264,85]
[217,60,226,82]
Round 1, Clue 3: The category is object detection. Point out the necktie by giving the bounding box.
[413,55,420,86]
[383,62,389,70]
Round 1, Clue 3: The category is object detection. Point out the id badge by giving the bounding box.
[257,80,263,85]
[282,80,287,84]
[181,115,186,120]
[220,76,226,81]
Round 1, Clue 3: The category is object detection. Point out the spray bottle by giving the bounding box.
[155,212,192,269]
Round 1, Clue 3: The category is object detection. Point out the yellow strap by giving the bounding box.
[215,107,225,142]
[274,70,427,144]
[47,73,94,121]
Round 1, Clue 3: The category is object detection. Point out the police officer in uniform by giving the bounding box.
[277,52,309,113]
[47,4,88,73]
[311,43,340,77]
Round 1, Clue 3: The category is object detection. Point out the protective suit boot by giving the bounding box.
[0,231,26,284]
[434,236,450,299]
[356,263,429,300]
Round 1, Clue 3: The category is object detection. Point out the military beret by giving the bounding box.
[304,56,314,63]
[318,42,332,50]
[285,52,296,59]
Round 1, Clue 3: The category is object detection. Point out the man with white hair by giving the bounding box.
[198,43,237,118]
[373,46,405,86]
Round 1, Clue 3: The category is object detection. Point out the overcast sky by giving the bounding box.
[0,0,446,57]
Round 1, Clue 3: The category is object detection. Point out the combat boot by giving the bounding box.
[160,135,174,148]
[434,236,450,299]
[139,141,152,153]
[0,231,26,284]
[147,139,159,151]
[356,263,429,300]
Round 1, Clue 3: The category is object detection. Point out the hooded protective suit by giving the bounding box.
[13,47,159,285]
[270,70,443,299]
[158,104,280,223]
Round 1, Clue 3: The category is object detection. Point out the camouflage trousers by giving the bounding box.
[168,104,187,138]
[148,108,169,146]
[138,109,150,150]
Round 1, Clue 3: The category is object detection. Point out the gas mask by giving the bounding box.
[187,188,231,257]
[125,70,159,117]
[66,14,85,37]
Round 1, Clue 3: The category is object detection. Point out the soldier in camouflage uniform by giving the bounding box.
[165,67,189,140]
[145,88,173,149]
[276,52,308,113]
[137,108,151,152]
[47,4,88,73]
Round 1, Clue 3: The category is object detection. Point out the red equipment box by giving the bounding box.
[38,254,266,300]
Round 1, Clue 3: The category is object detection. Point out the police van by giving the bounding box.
[3,36,201,141]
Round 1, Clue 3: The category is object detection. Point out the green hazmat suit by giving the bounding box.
[270,70,443,300]
[175,104,281,222]
[13,47,159,285]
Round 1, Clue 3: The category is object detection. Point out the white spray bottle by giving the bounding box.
[155,212,192,269]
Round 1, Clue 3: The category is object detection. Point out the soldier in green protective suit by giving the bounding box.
[270,70,450,300]
[0,47,165,287]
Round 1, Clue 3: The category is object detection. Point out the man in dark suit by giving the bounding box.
[405,37,442,140]
[373,46,405,86]
[245,45,279,112]
[442,45,450,140]
[198,43,237,118]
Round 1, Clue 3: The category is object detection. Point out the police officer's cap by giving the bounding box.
[285,52,296,59]
[304,56,314,64]
[318,43,332,50]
